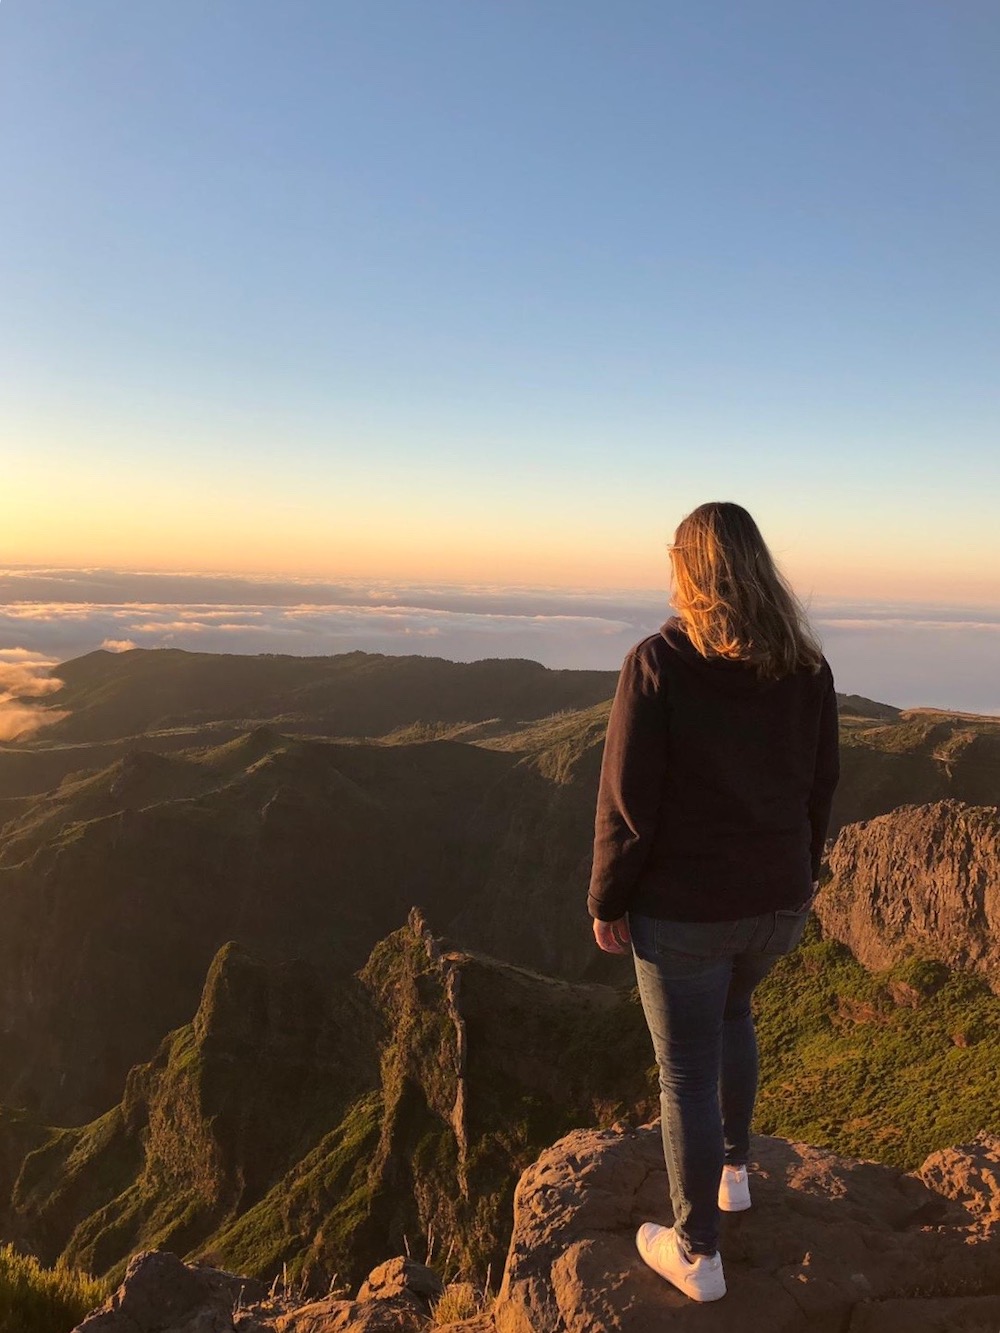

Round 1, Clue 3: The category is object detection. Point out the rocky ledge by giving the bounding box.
[493,1125,1000,1333]
[74,1126,1000,1333]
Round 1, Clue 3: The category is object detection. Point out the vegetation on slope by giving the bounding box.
[754,921,1000,1168]
[8,942,379,1285]
[0,1244,106,1333]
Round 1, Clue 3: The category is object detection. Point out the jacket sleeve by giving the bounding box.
[587,645,670,921]
[808,663,840,881]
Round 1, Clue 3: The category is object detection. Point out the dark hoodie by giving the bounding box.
[587,617,840,923]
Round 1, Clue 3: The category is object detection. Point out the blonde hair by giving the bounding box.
[669,501,822,680]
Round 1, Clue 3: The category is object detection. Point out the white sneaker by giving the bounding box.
[635,1223,726,1302]
[718,1164,751,1212]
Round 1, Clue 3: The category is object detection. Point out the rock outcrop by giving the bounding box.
[817,800,1000,990]
[74,1250,263,1332]
[491,1124,1000,1332]
[72,1125,1000,1332]
[270,1255,444,1333]
[918,1132,1000,1227]
[71,1249,438,1333]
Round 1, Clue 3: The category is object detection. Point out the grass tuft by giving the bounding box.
[0,1244,108,1333]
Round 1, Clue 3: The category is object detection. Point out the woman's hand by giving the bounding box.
[592,915,632,954]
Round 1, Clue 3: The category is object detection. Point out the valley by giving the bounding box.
[0,647,998,1325]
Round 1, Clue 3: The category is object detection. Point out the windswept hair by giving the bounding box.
[669,501,822,680]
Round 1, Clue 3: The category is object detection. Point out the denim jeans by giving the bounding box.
[628,897,814,1257]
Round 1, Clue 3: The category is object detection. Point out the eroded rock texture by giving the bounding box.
[816,800,1000,989]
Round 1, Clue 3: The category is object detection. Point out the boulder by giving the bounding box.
[74,1249,264,1332]
[356,1256,444,1306]
[490,1124,1000,1332]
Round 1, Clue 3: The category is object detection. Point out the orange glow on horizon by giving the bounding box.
[2,532,998,605]
[4,456,998,604]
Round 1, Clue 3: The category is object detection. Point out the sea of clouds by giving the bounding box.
[2,568,998,739]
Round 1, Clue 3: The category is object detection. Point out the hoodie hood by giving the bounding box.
[659,616,773,694]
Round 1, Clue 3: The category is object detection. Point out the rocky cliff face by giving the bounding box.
[817,800,1000,990]
[7,942,379,1280]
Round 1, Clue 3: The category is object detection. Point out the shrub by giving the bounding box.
[0,1244,108,1333]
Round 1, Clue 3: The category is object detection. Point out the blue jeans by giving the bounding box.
[628,898,814,1257]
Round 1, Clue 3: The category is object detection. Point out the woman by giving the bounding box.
[588,501,839,1303]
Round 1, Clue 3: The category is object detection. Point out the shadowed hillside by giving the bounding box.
[832,709,1000,834]
[0,729,514,1121]
[37,648,619,747]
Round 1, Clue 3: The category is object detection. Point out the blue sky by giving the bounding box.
[2,1,999,598]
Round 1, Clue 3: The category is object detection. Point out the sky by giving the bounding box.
[1,3,999,721]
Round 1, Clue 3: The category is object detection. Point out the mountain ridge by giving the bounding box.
[2,913,652,1292]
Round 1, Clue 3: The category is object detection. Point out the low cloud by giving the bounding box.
[0,648,69,741]
[0,650,66,698]
[817,617,1000,633]
[0,596,644,671]
[0,571,998,716]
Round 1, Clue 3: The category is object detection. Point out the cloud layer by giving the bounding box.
[0,648,69,741]
[1,569,998,717]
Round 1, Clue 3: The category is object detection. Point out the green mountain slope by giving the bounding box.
[754,923,1000,1167]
